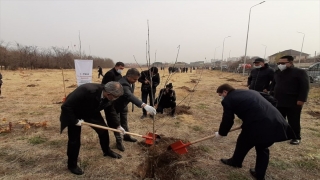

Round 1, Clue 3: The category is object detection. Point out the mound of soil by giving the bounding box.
[27,84,38,87]
[135,136,201,179]
[67,84,77,88]
[190,79,197,83]
[226,78,242,82]
[177,86,194,92]
[307,111,320,119]
[175,105,192,115]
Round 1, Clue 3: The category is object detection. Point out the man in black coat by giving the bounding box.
[215,84,293,180]
[101,62,126,151]
[154,83,176,117]
[60,82,125,175]
[247,58,274,92]
[271,55,309,145]
[97,66,103,78]
[138,67,160,119]
[110,68,157,151]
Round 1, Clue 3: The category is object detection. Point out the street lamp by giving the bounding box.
[214,46,220,68]
[221,36,231,71]
[297,31,305,68]
[242,1,266,76]
[262,44,267,59]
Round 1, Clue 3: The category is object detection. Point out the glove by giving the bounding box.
[143,105,157,115]
[214,132,223,139]
[117,126,126,135]
[75,119,84,126]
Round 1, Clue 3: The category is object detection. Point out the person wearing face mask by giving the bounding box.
[101,62,125,85]
[101,62,126,150]
[138,67,160,119]
[270,55,309,145]
[215,84,294,180]
[60,82,125,175]
[247,58,274,93]
[109,68,157,151]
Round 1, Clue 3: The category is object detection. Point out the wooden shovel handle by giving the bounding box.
[190,126,241,144]
[82,122,143,138]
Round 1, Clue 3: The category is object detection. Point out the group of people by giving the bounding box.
[60,55,310,180]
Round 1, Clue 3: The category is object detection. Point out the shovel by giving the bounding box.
[168,126,241,154]
[82,122,161,145]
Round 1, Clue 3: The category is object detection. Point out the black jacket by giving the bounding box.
[101,68,122,85]
[155,88,176,105]
[138,70,160,91]
[219,89,293,143]
[113,77,143,112]
[60,83,119,133]
[248,64,274,91]
[271,67,309,107]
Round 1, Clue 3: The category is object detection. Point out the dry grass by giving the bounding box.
[0,68,319,179]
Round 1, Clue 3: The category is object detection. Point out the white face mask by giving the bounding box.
[253,65,262,69]
[277,64,287,71]
[117,69,122,74]
[221,96,224,100]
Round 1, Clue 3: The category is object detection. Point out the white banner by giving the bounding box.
[74,59,93,86]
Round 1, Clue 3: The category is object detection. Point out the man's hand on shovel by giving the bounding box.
[117,126,126,135]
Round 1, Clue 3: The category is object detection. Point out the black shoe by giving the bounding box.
[140,115,147,119]
[150,115,154,119]
[290,139,300,145]
[68,166,84,175]
[104,150,122,159]
[250,168,265,180]
[123,135,137,142]
[116,141,125,151]
[220,158,242,168]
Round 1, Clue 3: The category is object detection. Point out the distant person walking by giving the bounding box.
[98,66,103,78]
[0,72,2,96]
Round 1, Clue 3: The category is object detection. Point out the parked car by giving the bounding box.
[305,62,320,83]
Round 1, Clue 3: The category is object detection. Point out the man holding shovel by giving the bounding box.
[60,82,125,175]
[215,84,294,180]
[110,68,157,149]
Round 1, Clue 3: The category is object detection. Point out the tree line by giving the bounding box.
[0,41,115,70]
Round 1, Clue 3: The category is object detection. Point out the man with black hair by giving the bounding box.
[215,83,293,180]
[138,67,160,119]
[97,66,103,78]
[101,62,125,85]
[101,61,127,151]
[60,82,125,175]
[110,68,157,151]
[247,58,274,92]
[155,83,176,117]
[271,55,309,145]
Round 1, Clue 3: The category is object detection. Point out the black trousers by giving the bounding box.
[231,133,273,180]
[156,101,176,115]
[105,106,130,142]
[277,106,302,139]
[67,116,110,168]
[98,73,103,78]
[141,89,156,115]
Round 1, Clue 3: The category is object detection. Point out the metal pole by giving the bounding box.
[297,31,305,68]
[242,1,265,76]
[262,44,267,59]
[221,36,231,71]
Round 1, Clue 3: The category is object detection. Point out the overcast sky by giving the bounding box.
[1,0,319,64]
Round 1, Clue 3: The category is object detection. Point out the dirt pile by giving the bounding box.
[176,86,194,92]
[136,137,201,179]
[175,105,192,115]
[226,78,242,82]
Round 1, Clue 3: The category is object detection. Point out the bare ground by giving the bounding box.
[0,68,319,180]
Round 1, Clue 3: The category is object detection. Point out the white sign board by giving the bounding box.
[74,59,93,86]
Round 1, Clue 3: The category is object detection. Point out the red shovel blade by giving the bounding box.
[169,140,191,154]
[144,132,161,145]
